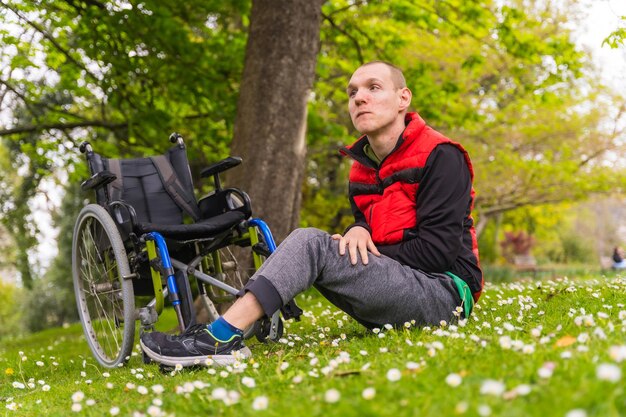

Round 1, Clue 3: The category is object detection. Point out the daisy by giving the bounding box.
[252,396,269,410]
[386,368,402,382]
[596,363,621,382]
[324,389,340,403]
[362,387,376,400]
[71,391,85,402]
[480,380,505,396]
[242,377,256,388]
[445,373,462,387]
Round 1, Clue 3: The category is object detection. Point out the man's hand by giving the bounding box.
[332,226,381,265]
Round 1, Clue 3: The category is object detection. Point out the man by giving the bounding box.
[140,61,483,367]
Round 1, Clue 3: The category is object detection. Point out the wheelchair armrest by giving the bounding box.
[81,170,117,191]
[108,200,138,232]
[198,187,252,220]
[200,156,242,179]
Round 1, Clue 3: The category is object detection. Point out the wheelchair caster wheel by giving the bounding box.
[254,317,284,343]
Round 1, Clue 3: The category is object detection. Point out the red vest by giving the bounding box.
[343,112,476,246]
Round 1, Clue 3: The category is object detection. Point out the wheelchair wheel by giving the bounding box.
[72,204,136,368]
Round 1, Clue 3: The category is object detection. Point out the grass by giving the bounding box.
[1,273,626,417]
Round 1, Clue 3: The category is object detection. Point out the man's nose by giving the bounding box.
[354,88,368,104]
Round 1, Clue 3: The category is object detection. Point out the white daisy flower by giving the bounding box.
[252,396,269,410]
[242,377,256,388]
[71,391,85,402]
[361,387,376,400]
[596,363,621,382]
[147,405,161,417]
[445,373,462,387]
[609,345,626,363]
[480,380,505,396]
[386,368,402,382]
[212,387,227,400]
[324,389,340,403]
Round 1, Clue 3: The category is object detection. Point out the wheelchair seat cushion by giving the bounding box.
[134,210,246,240]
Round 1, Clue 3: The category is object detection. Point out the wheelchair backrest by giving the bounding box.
[91,145,198,226]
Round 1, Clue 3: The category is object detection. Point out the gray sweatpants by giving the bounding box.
[241,227,462,328]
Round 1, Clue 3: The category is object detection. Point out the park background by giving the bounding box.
[1,1,626,416]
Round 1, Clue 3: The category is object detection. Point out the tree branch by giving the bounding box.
[321,12,364,64]
[0,112,215,136]
[0,120,126,136]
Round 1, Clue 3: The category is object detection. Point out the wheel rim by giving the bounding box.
[74,212,129,365]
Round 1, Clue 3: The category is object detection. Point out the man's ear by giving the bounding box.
[398,87,412,111]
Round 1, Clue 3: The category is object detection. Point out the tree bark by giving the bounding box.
[228,0,323,242]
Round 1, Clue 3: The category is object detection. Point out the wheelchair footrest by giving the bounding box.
[255,313,283,343]
[281,299,303,321]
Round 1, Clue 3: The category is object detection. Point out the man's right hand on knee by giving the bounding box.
[332,226,381,265]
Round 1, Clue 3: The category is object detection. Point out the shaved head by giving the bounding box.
[357,61,406,89]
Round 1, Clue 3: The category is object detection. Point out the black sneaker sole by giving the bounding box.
[139,339,252,367]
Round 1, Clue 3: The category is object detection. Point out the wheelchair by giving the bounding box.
[71,133,302,368]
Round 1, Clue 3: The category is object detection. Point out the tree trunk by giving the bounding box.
[228,0,323,242]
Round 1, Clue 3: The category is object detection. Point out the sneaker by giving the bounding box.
[140,323,251,367]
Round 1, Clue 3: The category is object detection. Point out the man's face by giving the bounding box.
[347,63,407,136]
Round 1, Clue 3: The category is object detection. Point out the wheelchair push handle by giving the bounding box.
[169,132,184,147]
[79,141,93,154]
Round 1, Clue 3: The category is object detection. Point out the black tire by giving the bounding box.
[72,204,135,368]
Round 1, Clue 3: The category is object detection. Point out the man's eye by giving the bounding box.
[348,90,357,97]
[370,85,380,90]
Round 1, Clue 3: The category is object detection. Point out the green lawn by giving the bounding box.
[1,274,625,417]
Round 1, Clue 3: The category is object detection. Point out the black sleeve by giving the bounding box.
[344,191,372,235]
[378,144,471,271]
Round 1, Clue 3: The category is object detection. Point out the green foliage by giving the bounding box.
[0,0,251,287]
[0,0,250,164]
[557,231,596,264]
[477,215,500,263]
[22,182,84,332]
[0,280,24,340]
[603,17,626,48]
[21,278,76,333]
